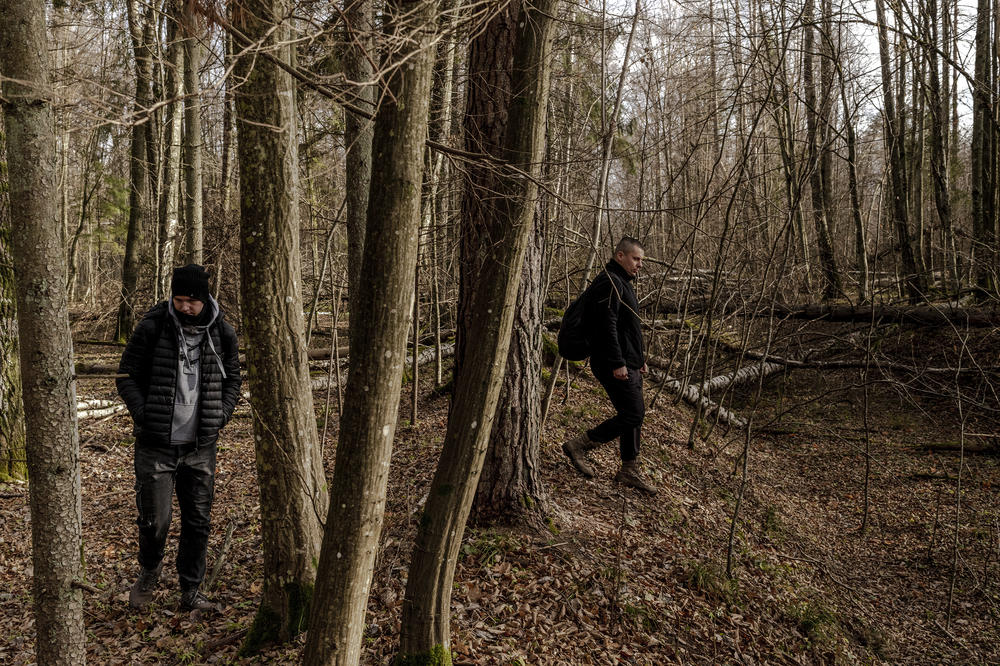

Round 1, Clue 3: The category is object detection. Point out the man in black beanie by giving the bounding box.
[116,264,242,611]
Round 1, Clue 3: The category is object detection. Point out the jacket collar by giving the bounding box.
[605,259,635,283]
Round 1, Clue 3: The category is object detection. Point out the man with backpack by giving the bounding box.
[117,264,242,611]
[561,237,657,495]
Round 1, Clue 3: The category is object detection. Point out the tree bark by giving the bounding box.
[803,0,840,300]
[0,1,86,659]
[157,0,184,297]
[472,206,547,525]
[0,116,27,482]
[837,65,869,303]
[233,0,327,651]
[302,0,440,662]
[876,0,924,301]
[183,7,204,264]
[343,0,375,350]
[398,0,558,658]
[118,0,155,340]
[925,0,959,292]
[972,0,996,295]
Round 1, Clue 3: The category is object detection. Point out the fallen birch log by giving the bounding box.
[309,342,455,390]
[698,359,786,395]
[645,357,748,428]
[78,403,128,420]
[77,398,118,410]
[647,368,747,428]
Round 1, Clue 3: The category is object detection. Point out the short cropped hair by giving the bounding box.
[615,236,644,255]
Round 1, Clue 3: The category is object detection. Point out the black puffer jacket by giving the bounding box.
[117,301,242,447]
[585,260,645,370]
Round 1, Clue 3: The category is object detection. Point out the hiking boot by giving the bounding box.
[128,562,163,610]
[562,432,598,478]
[614,459,657,495]
[180,587,218,613]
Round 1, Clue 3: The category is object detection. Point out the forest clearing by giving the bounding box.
[2,315,999,664]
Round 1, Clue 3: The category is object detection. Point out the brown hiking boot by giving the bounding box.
[180,587,218,613]
[615,460,657,495]
[128,562,163,610]
[562,432,597,478]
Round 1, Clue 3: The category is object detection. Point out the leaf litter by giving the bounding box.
[1,334,999,663]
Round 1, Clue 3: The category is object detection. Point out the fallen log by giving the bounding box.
[78,403,127,420]
[645,357,748,428]
[77,398,117,410]
[711,338,1000,376]
[648,300,1000,328]
[75,362,119,375]
[309,342,455,390]
[698,359,786,394]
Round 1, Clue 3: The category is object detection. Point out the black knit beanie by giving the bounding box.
[171,264,211,302]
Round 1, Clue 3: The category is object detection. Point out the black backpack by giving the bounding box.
[557,291,591,361]
[558,271,626,361]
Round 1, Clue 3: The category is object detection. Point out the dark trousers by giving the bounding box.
[134,441,216,590]
[587,363,645,461]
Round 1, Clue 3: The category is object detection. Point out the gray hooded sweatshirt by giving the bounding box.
[167,296,227,445]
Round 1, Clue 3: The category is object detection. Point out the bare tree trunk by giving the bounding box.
[839,77,869,303]
[183,8,203,264]
[158,0,183,296]
[343,0,375,355]
[428,0,460,386]
[66,134,102,299]
[398,0,558,657]
[220,29,235,221]
[803,0,840,300]
[118,0,155,340]
[302,0,440,661]
[925,0,959,292]
[233,0,327,651]
[876,0,924,301]
[0,116,27,482]
[0,2,85,659]
[972,0,996,295]
[473,208,547,525]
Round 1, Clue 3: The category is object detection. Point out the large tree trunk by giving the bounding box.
[118,0,155,340]
[343,0,375,353]
[0,1,85,660]
[803,0,840,300]
[157,0,184,297]
[875,0,924,301]
[971,0,996,295]
[472,208,547,525]
[301,0,440,662]
[183,7,204,264]
[233,0,327,651]
[0,116,27,482]
[925,0,959,292]
[398,0,558,658]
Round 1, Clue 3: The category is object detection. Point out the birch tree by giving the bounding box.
[117,0,155,339]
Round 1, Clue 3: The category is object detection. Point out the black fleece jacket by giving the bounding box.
[116,301,241,447]
[585,260,645,370]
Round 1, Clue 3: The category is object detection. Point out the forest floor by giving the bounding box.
[2,319,999,664]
